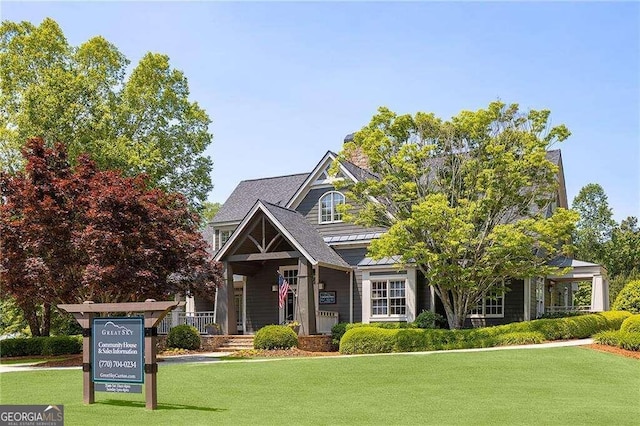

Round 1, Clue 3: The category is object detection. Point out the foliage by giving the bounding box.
[603,217,640,279]
[598,310,632,330]
[620,314,640,333]
[0,18,213,208]
[0,297,28,336]
[41,336,82,356]
[413,310,446,329]
[571,183,616,264]
[346,322,416,331]
[335,101,576,328]
[538,310,585,319]
[50,311,83,336]
[494,332,545,346]
[331,322,349,346]
[166,325,201,350]
[594,330,640,351]
[200,201,221,228]
[0,335,80,357]
[609,270,640,306]
[612,280,640,314]
[339,327,396,354]
[253,325,298,350]
[339,313,622,354]
[0,139,223,336]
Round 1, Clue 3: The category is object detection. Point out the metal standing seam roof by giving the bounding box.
[260,201,351,269]
[323,233,384,244]
[211,173,309,223]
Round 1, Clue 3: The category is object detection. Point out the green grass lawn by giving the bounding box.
[1,347,638,425]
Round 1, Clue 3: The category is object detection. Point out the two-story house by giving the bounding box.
[202,137,609,335]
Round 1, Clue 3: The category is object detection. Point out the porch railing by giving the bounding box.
[545,305,592,314]
[158,311,216,335]
[316,310,339,335]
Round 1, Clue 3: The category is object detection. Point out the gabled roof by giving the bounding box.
[286,151,375,209]
[212,173,308,224]
[214,200,351,270]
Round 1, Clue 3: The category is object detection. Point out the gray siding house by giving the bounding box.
[200,141,609,335]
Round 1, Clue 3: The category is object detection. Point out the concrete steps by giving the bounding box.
[214,335,254,352]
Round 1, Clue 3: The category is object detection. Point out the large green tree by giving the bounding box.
[0,18,213,208]
[336,102,577,329]
[571,183,616,264]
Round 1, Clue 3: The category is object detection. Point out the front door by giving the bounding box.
[279,267,298,324]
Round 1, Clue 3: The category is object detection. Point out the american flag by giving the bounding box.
[277,272,290,309]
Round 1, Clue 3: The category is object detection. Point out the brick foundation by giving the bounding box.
[297,335,335,352]
[157,335,229,351]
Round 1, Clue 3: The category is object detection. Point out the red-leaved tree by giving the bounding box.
[0,138,222,336]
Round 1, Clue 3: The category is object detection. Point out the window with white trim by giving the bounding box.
[217,230,232,249]
[319,191,345,224]
[371,279,406,317]
[469,281,506,318]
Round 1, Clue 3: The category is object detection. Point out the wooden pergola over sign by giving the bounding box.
[57,300,183,410]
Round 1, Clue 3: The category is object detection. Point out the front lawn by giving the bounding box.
[1,347,638,425]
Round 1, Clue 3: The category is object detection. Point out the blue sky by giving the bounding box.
[2,2,639,222]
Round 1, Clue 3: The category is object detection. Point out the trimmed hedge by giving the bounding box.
[167,325,201,350]
[340,328,396,354]
[339,312,627,355]
[254,325,298,350]
[620,314,640,333]
[594,330,640,351]
[331,322,349,346]
[0,336,81,358]
[612,280,640,314]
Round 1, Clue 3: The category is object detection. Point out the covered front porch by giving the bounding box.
[540,257,609,316]
[213,200,352,335]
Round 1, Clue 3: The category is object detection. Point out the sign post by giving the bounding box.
[58,300,183,410]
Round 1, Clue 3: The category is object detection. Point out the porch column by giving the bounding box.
[297,258,317,335]
[217,262,237,334]
[590,274,609,312]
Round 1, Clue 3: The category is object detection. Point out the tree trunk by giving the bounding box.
[23,303,41,337]
[41,303,51,337]
[435,286,468,329]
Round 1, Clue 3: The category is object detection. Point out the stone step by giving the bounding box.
[214,335,255,352]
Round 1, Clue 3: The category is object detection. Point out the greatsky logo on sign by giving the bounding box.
[92,317,144,384]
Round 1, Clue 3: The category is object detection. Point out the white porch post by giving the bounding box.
[590,274,609,312]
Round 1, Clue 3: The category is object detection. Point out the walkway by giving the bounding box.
[0,339,594,373]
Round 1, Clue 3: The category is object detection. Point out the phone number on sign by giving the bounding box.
[98,360,137,369]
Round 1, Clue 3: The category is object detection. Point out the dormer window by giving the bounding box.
[319,191,345,224]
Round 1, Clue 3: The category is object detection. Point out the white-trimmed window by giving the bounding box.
[371,279,406,316]
[319,191,345,224]
[217,230,232,249]
[469,281,506,318]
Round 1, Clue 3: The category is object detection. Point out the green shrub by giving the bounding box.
[495,332,545,346]
[594,330,640,351]
[339,327,396,354]
[41,336,82,356]
[24,337,46,356]
[0,338,27,357]
[254,325,297,350]
[599,310,632,330]
[0,336,79,357]
[346,322,416,331]
[167,325,201,350]
[413,311,445,329]
[331,322,349,346]
[613,280,640,314]
[620,314,640,333]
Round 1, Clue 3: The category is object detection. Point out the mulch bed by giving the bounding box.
[586,344,640,360]
[11,344,638,368]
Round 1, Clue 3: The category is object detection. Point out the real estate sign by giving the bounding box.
[92,317,144,384]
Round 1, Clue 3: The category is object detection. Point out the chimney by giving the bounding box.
[343,133,369,170]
